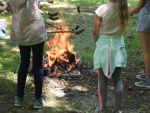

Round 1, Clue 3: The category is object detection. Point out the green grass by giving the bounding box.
[0,40,19,77]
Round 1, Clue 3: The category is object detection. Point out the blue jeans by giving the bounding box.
[17,42,44,99]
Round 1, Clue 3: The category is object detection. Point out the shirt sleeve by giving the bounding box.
[95,4,107,17]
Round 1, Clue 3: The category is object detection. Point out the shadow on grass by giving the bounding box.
[0,39,19,77]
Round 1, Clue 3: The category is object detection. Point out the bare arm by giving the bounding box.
[93,15,101,43]
[129,0,146,14]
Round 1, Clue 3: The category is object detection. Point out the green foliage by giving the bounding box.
[124,14,143,61]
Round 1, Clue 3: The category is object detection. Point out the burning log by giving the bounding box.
[65,51,76,64]
[43,50,80,77]
[44,23,84,77]
[29,56,96,78]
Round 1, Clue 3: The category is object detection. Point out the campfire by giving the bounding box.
[27,6,94,77]
[43,23,81,77]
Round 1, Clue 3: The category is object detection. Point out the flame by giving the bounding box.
[46,23,75,57]
[45,22,79,76]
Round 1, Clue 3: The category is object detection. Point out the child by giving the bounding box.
[93,0,128,112]
[0,0,47,109]
[129,0,150,88]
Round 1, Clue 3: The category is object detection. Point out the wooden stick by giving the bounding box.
[47,29,84,35]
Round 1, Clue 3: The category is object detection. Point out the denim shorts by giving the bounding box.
[137,2,150,32]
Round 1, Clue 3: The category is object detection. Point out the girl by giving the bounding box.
[0,0,47,109]
[93,0,128,112]
[129,0,150,88]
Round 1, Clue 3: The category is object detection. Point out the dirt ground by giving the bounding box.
[0,60,150,113]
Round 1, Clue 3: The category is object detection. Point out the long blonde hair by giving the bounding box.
[111,0,129,30]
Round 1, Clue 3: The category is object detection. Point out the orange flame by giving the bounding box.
[46,23,75,57]
[45,22,78,75]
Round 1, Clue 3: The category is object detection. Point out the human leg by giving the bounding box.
[97,68,109,112]
[17,45,31,98]
[15,45,31,106]
[135,32,150,88]
[32,42,44,108]
[112,67,123,112]
[139,32,150,78]
[32,42,44,99]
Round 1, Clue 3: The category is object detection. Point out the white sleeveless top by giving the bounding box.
[95,2,122,35]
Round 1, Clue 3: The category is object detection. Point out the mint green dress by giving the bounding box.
[93,35,127,78]
[94,3,127,78]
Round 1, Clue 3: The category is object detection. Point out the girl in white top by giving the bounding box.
[93,0,128,112]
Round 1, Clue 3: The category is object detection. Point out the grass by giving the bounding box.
[0,40,19,76]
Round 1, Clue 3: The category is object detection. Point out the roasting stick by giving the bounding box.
[46,22,79,30]
[46,23,84,35]
[47,29,84,35]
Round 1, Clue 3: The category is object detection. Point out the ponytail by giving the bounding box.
[117,0,129,30]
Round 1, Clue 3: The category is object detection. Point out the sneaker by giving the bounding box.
[112,110,122,113]
[14,96,23,107]
[112,108,122,113]
[95,107,108,113]
[135,80,150,89]
[136,74,146,80]
[33,98,43,109]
